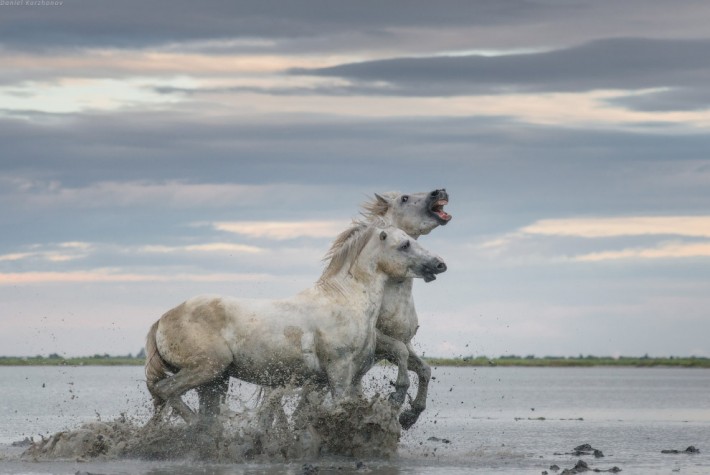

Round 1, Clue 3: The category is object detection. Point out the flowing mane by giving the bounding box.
[318,216,392,285]
[317,220,373,285]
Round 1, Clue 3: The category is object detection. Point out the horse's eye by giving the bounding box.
[401,195,409,203]
[399,240,410,251]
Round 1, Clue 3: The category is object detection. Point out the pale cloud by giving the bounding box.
[1,50,355,78]
[0,49,362,115]
[140,242,264,254]
[1,240,266,264]
[521,216,710,239]
[2,179,280,209]
[182,90,710,129]
[0,242,93,263]
[484,216,710,250]
[213,220,347,240]
[42,252,85,263]
[58,242,92,250]
[576,241,710,262]
[0,270,276,285]
[0,252,34,262]
[482,216,710,263]
[0,78,186,114]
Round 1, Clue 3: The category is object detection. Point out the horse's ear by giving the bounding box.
[379,231,387,241]
[375,193,392,206]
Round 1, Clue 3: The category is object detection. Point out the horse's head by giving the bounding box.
[373,225,447,283]
[319,220,446,289]
[362,189,451,238]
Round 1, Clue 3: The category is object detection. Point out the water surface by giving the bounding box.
[1,366,708,474]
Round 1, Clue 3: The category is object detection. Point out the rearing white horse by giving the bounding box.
[257,189,451,430]
[145,222,446,423]
[360,189,451,429]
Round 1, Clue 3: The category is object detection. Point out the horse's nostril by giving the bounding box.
[430,190,438,197]
[437,261,447,271]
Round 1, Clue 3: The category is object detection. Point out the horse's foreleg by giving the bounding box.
[254,387,289,430]
[375,331,410,407]
[292,381,325,429]
[325,358,357,402]
[398,344,432,430]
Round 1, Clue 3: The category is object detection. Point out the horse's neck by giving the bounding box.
[385,276,414,292]
[380,212,423,240]
[381,277,415,317]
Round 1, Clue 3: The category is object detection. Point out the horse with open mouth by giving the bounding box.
[261,189,452,429]
[358,188,451,429]
[144,221,447,424]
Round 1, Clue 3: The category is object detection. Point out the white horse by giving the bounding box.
[145,223,447,424]
[256,189,452,429]
[359,189,451,429]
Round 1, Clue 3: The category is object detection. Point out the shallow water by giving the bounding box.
[1,366,709,474]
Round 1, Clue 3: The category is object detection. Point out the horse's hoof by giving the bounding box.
[399,410,419,430]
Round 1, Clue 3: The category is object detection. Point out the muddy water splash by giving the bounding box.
[22,393,401,462]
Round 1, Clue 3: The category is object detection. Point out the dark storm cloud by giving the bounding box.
[0,110,688,185]
[0,111,518,187]
[0,0,542,51]
[2,110,710,246]
[2,111,710,183]
[292,38,710,97]
[3,0,709,55]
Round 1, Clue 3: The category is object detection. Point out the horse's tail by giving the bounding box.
[145,320,168,398]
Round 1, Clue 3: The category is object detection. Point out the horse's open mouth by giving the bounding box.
[423,273,437,283]
[429,199,451,224]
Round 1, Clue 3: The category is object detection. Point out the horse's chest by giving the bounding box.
[377,300,418,341]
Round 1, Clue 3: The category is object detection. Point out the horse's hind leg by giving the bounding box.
[375,331,410,407]
[146,390,168,425]
[398,344,432,430]
[197,374,229,417]
[154,361,230,424]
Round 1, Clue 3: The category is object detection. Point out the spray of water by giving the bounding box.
[22,389,401,462]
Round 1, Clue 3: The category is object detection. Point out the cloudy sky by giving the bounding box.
[1,0,709,358]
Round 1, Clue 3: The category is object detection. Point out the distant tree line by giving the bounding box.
[0,348,147,366]
[425,354,710,368]
[1,351,708,367]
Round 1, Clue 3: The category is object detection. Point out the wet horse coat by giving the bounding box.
[145,223,446,423]
[257,189,452,429]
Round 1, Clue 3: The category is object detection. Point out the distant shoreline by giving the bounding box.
[1,355,708,368]
[426,356,710,368]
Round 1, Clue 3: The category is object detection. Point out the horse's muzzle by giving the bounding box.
[429,188,448,200]
[427,189,451,224]
[421,257,447,282]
